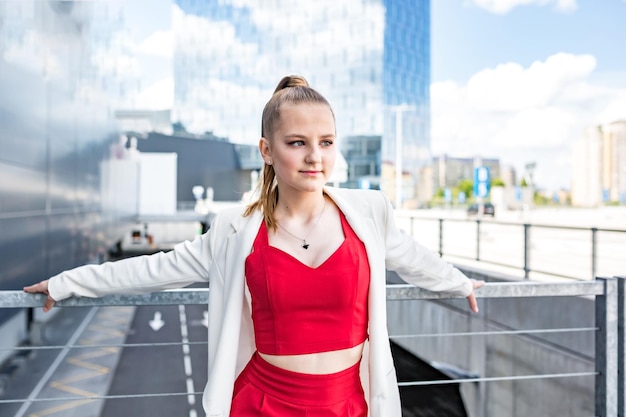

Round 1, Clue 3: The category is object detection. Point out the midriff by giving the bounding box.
[258,342,365,374]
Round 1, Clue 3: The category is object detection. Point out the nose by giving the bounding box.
[305,144,322,164]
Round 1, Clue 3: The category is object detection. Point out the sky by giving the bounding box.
[116,0,626,192]
[430,0,626,191]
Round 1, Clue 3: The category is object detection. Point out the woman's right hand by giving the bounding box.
[23,280,56,312]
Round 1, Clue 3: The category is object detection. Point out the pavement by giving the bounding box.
[0,306,135,417]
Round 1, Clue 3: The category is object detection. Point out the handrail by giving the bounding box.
[0,278,623,416]
[0,287,210,308]
[0,281,606,308]
[395,213,626,280]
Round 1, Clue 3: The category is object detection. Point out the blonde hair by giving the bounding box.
[244,75,334,230]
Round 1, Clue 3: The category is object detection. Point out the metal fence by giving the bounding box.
[1,278,625,416]
[395,214,626,280]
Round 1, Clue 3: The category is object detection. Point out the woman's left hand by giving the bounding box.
[466,279,485,313]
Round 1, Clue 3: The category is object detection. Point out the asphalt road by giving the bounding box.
[100,303,209,417]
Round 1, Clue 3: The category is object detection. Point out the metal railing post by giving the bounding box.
[523,224,531,279]
[476,219,481,261]
[438,218,443,257]
[617,276,626,417]
[591,227,598,279]
[596,277,618,417]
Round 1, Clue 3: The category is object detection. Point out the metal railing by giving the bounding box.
[395,213,626,280]
[1,278,625,416]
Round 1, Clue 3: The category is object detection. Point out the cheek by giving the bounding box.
[325,151,336,165]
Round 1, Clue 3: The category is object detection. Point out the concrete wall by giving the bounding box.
[387,266,596,417]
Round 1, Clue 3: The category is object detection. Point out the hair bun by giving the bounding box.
[273,75,309,93]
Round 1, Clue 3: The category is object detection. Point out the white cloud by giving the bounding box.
[431,52,626,190]
[131,77,174,110]
[492,107,576,147]
[470,0,577,14]
[467,53,596,111]
[135,30,174,59]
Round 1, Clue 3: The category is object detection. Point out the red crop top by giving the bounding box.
[244,211,370,355]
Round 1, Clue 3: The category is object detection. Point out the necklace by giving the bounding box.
[277,200,327,249]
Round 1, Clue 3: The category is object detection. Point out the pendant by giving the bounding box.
[302,242,310,249]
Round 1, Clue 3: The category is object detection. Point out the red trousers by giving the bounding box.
[230,352,368,416]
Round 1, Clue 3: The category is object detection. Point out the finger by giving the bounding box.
[43,296,56,313]
[23,283,42,294]
[24,281,49,295]
[467,293,479,313]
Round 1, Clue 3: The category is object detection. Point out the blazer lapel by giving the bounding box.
[324,186,379,251]
[224,209,263,307]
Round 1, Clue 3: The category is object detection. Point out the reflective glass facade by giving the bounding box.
[173,0,431,193]
[0,1,129,322]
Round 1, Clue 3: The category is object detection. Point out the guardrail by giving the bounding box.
[395,213,626,280]
[1,278,625,416]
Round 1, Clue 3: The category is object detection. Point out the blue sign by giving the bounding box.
[444,188,452,203]
[458,191,466,204]
[473,166,491,198]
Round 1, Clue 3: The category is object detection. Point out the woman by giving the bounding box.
[25,75,483,416]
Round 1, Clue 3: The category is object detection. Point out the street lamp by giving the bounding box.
[390,104,415,208]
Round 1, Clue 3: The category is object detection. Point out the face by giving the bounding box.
[260,102,336,195]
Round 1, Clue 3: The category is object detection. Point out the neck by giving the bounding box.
[276,190,326,221]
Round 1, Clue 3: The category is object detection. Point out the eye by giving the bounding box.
[321,139,334,147]
[289,140,305,147]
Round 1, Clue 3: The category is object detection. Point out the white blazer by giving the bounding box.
[48,187,473,417]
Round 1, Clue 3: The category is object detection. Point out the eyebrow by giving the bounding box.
[284,133,336,140]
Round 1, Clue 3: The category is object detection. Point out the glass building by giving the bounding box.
[173,0,431,203]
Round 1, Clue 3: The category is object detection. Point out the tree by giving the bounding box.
[458,179,473,198]
[492,177,505,187]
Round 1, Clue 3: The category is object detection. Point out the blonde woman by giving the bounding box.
[25,75,483,416]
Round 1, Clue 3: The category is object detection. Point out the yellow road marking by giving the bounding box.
[28,399,95,417]
[27,307,135,416]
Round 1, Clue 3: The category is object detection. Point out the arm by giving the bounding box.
[25,222,217,312]
[379,193,484,312]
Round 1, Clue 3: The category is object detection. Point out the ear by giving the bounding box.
[259,137,271,160]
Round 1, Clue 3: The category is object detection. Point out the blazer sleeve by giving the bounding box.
[379,192,473,297]
[48,219,218,302]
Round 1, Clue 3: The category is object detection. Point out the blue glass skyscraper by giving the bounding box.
[173,0,430,202]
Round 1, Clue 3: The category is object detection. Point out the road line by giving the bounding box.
[186,377,196,405]
[184,355,192,376]
[13,307,99,417]
[178,305,199,413]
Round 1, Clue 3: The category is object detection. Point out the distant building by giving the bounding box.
[602,121,626,203]
[340,135,382,190]
[136,132,262,203]
[172,0,432,203]
[416,154,532,210]
[114,110,174,135]
[572,121,626,207]
[432,155,500,192]
[499,165,517,188]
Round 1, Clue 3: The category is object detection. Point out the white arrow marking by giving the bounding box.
[149,311,165,331]
[201,311,209,328]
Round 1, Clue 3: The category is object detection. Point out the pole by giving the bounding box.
[394,108,403,209]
